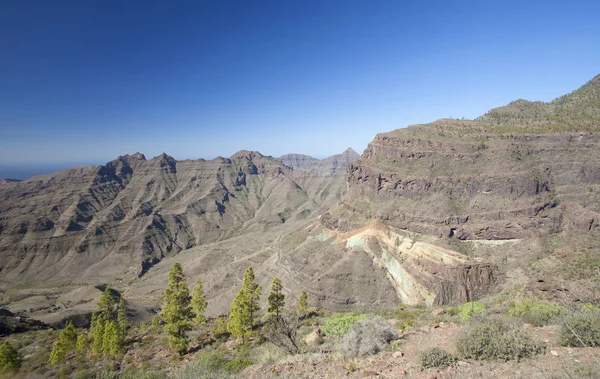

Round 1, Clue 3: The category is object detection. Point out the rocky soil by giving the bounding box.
[243,322,600,379]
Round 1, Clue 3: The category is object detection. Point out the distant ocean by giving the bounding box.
[0,163,96,181]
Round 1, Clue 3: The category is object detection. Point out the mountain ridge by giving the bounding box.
[1,74,599,326]
[280,148,359,176]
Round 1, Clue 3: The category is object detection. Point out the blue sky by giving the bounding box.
[1,0,599,178]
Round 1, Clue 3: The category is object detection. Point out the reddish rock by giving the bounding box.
[431,309,445,317]
[304,329,323,345]
[392,351,404,358]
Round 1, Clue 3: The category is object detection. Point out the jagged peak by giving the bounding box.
[341,147,359,157]
[120,152,145,160]
[150,152,176,162]
[230,150,264,160]
[130,152,146,160]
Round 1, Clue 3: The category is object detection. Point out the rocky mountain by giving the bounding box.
[0,151,347,285]
[0,150,361,323]
[319,74,600,305]
[280,148,359,176]
[1,75,599,326]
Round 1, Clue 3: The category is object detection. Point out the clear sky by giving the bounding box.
[1,0,599,178]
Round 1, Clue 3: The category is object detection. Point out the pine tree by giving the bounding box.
[214,317,229,338]
[75,333,88,352]
[227,293,248,340]
[102,320,121,356]
[49,320,78,364]
[267,277,285,318]
[0,341,20,373]
[60,320,78,351]
[90,312,98,333]
[240,266,261,323]
[191,278,207,324]
[117,297,129,339]
[151,315,161,332]
[90,286,123,358]
[98,286,118,320]
[228,266,262,342]
[161,262,194,355]
[49,340,66,365]
[298,291,308,314]
[91,313,106,356]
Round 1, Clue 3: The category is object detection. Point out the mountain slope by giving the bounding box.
[2,75,600,325]
[0,151,345,287]
[320,74,600,306]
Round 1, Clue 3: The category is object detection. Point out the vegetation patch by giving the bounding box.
[322,313,367,337]
[457,301,486,322]
[419,347,456,369]
[559,309,600,347]
[171,350,234,379]
[0,341,21,374]
[457,317,545,361]
[393,306,426,329]
[339,315,397,356]
[508,298,565,326]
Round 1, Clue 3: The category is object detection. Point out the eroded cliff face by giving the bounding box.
[0,151,346,285]
[316,128,600,306]
[323,128,600,240]
[310,224,497,306]
[318,76,600,305]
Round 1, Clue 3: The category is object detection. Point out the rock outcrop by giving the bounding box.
[325,75,600,242]
[0,309,50,336]
[318,74,600,304]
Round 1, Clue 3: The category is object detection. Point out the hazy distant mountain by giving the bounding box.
[279,148,360,176]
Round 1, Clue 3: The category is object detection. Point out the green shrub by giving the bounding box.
[0,341,20,373]
[457,301,486,322]
[171,350,248,379]
[223,358,253,373]
[419,348,456,369]
[339,315,397,356]
[322,313,366,337]
[581,303,600,312]
[58,365,73,379]
[508,299,565,326]
[457,318,545,360]
[191,350,228,371]
[253,344,288,364]
[393,307,424,329]
[559,309,600,347]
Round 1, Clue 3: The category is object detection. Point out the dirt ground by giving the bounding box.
[242,322,600,379]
